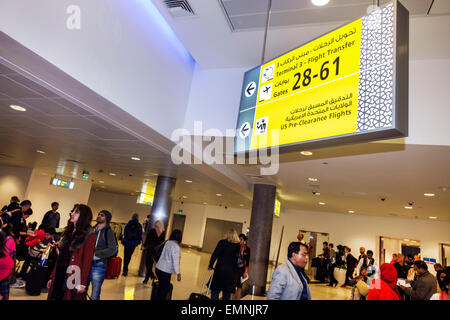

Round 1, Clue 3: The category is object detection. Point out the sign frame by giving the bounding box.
[234,0,408,155]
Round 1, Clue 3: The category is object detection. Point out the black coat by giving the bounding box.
[208,239,240,293]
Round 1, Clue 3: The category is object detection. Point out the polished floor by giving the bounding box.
[10,246,351,300]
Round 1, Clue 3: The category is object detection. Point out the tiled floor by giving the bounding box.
[10,246,351,300]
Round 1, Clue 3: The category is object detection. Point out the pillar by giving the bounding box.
[247,184,276,296]
[138,175,176,277]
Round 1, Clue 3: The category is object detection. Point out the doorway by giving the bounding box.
[171,214,186,243]
[201,218,243,253]
[297,229,329,276]
[440,243,450,267]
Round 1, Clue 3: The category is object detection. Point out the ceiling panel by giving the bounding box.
[0,76,42,98]
[18,97,77,115]
[6,73,60,98]
[431,0,450,15]
[0,63,15,75]
[50,97,94,115]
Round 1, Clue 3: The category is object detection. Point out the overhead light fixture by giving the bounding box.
[131,157,141,161]
[348,210,355,213]
[216,193,222,197]
[182,195,188,199]
[300,151,313,156]
[185,180,192,183]
[308,177,318,182]
[403,239,410,242]
[203,202,207,205]
[424,193,435,197]
[36,150,46,154]
[240,204,244,207]
[404,206,413,209]
[10,105,26,112]
[109,173,116,176]
[311,0,330,6]
[101,186,105,188]
[319,202,325,205]
[429,216,437,220]
[99,181,104,184]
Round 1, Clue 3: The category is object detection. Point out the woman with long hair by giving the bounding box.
[47,204,95,300]
[143,220,166,284]
[208,229,240,300]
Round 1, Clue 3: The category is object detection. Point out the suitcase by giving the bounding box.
[150,280,173,300]
[26,265,48,296]
[105,256,122,279]
[189,269,214,300]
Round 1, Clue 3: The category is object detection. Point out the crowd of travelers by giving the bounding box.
[0,195,448,300]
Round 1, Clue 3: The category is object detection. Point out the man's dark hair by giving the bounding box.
[434,263,443,269]
[169,229,183,243]
[288,241,308,258]
[11,196,19,202]
[329,243,334,248]
[345,246,351,252]
[24,208,33,216]
[407,254,414,259]
[51,202,59,207]
[323,241,328,245]
[132,213,139,220]
[414,260,428,271]
[367,250,373,255]
[28,221,37,231]
[20,200,31,207]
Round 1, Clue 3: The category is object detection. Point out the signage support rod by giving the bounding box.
[261,0,272,65]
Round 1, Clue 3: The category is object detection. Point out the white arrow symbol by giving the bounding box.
[239,122,251,139]
[245,82,256,97]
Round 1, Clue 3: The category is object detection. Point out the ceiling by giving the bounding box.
[0,62,253,209]
[153,0,450,68]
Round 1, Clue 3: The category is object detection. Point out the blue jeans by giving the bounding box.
[87,260,107,300]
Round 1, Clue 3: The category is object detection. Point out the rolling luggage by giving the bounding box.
[105,256,122,279]
[188,269,214,300]
[150,280,173,300]
[25,265,48,296]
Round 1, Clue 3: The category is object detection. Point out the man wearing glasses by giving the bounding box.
[86,210,118,300]
[267,242,311,300]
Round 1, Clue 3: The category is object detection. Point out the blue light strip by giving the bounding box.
[137,0,195,64]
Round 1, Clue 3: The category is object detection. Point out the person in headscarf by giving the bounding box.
[367,263,401,300]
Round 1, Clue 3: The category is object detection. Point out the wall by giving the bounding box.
[0,0,195,139]
[24,171,92,226]
[166,201,450,266]
[0,165,33,208]
[88,190,151,224]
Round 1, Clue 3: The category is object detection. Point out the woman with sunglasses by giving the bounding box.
[47,204,95,300]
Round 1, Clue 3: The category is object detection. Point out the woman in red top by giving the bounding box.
[367,263,402,300]
[47,204,95,300]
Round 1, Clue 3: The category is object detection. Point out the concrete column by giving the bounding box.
[138,175,176,277]
[247,184,276,296]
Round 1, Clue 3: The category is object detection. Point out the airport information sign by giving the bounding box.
[235,1,408,154]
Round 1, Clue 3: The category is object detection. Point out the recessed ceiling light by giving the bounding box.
[203,202,207,205]
[109,173,116,176]
[300,151,313,156]
[185,180,192,183]
[36,150,46,154]
[101,186,105,188]
[99,181,104,184]
[314,192,321,196]
[424,193,435,197]
[319,202,325,205]
[131,157,141,161]
[429,216,437,220]
[10,105,26,112]
[308,177,318,182]
[240,204,244,207]
[403,239,410,242]
[348,210,355,213]
[216,193,222,197]
[311,0,330,6]
[404,206,413,209]
[182,195,188,199]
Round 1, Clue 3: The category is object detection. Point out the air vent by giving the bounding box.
[164,0,195,18]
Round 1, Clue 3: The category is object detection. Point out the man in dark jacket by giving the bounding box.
[343,246,358,287]
[87,210,118,300]
[400,260,437,300]
[41,202,61,229]
[121,213,142,276]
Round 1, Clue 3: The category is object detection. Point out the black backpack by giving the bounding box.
[126,221,141,242]
[151,241,167,263]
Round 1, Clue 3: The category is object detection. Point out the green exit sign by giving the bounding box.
[82,171,89,180]
[178,210,183,215]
